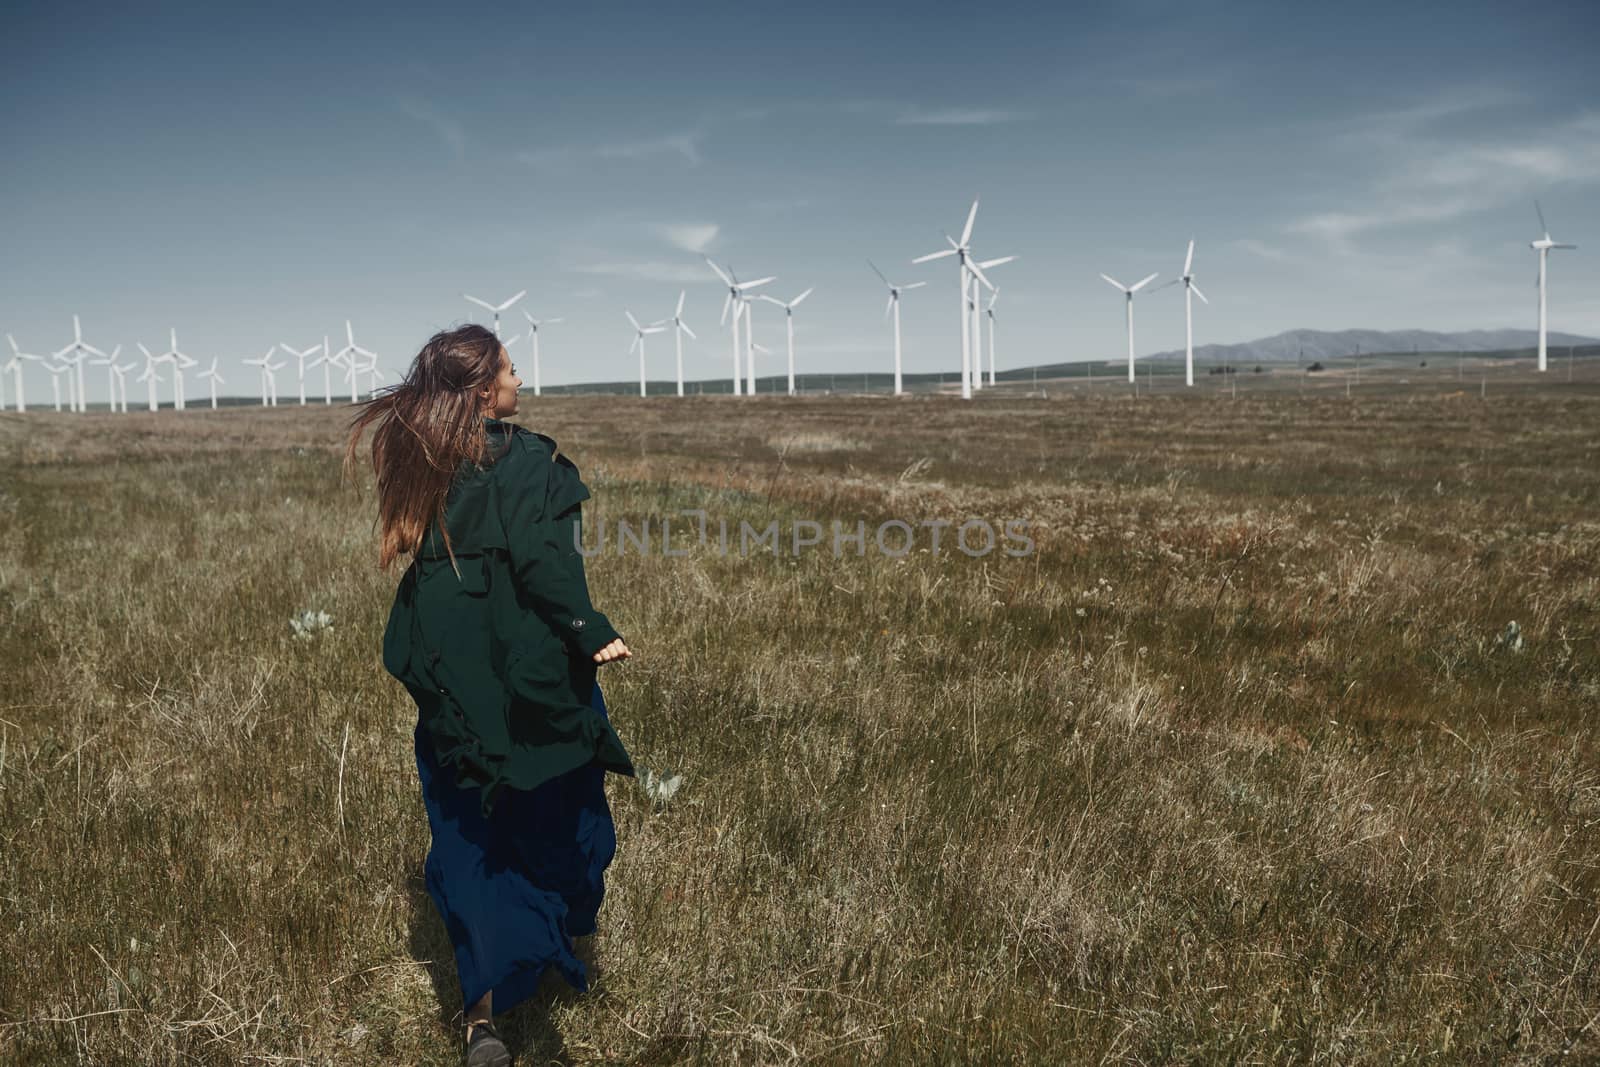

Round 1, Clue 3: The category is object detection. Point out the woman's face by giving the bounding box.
[479,345,522,418]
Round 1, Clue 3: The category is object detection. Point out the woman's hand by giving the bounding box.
[593,638,631,664]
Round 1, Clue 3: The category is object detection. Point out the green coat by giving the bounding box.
[382,416,634,817]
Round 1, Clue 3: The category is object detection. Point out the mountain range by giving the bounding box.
[1138,328,1599,364]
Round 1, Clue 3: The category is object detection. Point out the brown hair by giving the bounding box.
[342,324,504,572]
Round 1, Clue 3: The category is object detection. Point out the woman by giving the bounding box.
[343,324,633,1067]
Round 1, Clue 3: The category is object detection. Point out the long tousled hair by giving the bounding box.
[342,324,505,572]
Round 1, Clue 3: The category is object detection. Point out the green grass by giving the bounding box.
[0,378,1597,1063]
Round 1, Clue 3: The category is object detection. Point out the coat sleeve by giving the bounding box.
[496,434,623,660]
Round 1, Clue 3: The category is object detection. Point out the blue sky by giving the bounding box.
[3,0,1597,401]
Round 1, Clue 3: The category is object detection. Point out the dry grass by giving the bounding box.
[0,374,1597,1063]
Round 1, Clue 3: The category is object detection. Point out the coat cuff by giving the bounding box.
[569,614,623,660]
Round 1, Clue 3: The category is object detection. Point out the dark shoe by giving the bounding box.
[465,1020,512,1067]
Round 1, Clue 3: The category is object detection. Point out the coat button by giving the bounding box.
[570,618,586,631]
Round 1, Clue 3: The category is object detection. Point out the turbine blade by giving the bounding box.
[1100,273,1126,291]
[1191,283,1210,305]
[1131,272,1159,292]
[681,323,697,340]
[913,249,957,264]
[791,287,813,307]
[704,256,733,286]
[885,294,895,319]
[966,259,994,291]
[976,255,1015,269]
[960,199,979,246]
[626,310,641,330]
[720,294,732,326]
[1184,238,1195,276]
[463,294,495,311]
[740,276,776,290]
[867,259,889,286]
[676,290,686,317]
[1535,200,1549,238]
[902,281,927,290]
[499,289,527,310]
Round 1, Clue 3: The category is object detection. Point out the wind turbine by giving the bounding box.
[243,347,278,406]
[5,335,45,412]
[1101,271,1160,384]
[984,291,1000,387]
[198,358,225,409]
[280,342,323,405]
[1151,239,1210,387]
[463,290,527,338]
[334,321,376,403]
[1531,201,1578,373]
[626,311,667,398]
[52,315,104,413]
[912,199,995,401]
[161,329,195,411]
[968,256,1014,392]
[134,351,163,412]
[111,358,136,413]
[89,344,122,412]
[665,292,695,397]
[868,260,926,397]
[705,257,775,395]
[760,288,813,397]
[519,310,563,398]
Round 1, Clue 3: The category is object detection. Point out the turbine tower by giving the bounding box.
[984,291,999,386]
[5,335,45,413]
[1152,239,1210,387]
[463,290,527,338]
[52,315,104,414]
[760,288,813,397]
[520,310,563,398]
[705,257,775,395]
[665,292,695,398]
[1531,201,1577,373]
[912,199,996,401]
[1100,271,1160,384]
[868,261,925,397]
[626,311,667,398]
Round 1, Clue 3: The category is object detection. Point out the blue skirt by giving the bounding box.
[413,679,619,1016]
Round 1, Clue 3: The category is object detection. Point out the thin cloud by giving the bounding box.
[655,223,719,254]
[1282,98,1600,253]
[896,108,1030,126]
[394,94,465,160]
[1233,239,1297,264]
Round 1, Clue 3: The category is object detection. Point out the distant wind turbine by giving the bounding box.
[1101,271,1160,384]
[198,358,225,409]
[868,260,926,397]
[161,329,195,411]
[463,290,527,338]
[1531,201,1577,373]
[984,291,999,387]
[705,257,775,395]
[520,310,563,398]
[5,335,46,413]
[626,311,667,398]
[1152,239,1210,387]
[760,288,813,397]
[134,350,163,412]
[665,292,695,397]
[968,256,1014,392]
[912,199,995,401]
[52,315,104,414]
[280,342,323,405]
[243,346,279,406]
[89,344,122,413]
[111,358,136,412]
[335,321,377,403]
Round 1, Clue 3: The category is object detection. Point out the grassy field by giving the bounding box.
[1,367,1597,1064]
